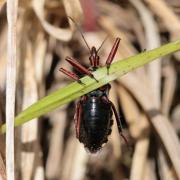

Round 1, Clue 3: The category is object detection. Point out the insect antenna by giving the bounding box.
[97,35,109,53]
[67,16,91,52]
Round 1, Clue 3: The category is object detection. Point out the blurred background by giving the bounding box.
[0,0,180,179]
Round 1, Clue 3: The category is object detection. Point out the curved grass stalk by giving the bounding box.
[1,40,180,134]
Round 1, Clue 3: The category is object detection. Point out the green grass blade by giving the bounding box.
[1,40,180,133]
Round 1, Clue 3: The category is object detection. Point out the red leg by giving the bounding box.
[59,67,84,85]
[74,96,87,139]
[110,102,128,145]
[74,100,82,138]
[105,38,121,74]
[66,56,98,82]
[101,96,128,145]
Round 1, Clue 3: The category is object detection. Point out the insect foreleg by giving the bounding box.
[101,96,128,145]
[105,38,121,74]
[66,56,98,82]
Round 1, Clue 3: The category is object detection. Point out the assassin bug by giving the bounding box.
[60,18,127,153]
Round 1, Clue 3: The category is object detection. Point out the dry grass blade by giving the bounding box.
[172,105,180,133]
[68,143,88,180]
[0,94,5,179]
[63,0,83,20]
[145,0,180,60]
[1,0,180,179]
[45,108,67,179]
[118,85,150,180]
[158,148,176,180]
[120,74,180,178]
[144,160,157,180]
[0,154,6,180]
[118,85,150,139]
[98,16,137,58]
[130,135,150,180]
[32,0,83,41]
[0,26,7,90]
[130,1,179,178]
[20,42,40,180]
[161,63,176,116]
[145,0,180,40]
[6,0,18,179]
[60,136,79,180]
[109,84,122,158]
[130,0,161,107]
[0,0,5,11]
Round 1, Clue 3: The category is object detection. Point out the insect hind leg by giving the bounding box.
[59,67,85,85]
[101,96,128,145]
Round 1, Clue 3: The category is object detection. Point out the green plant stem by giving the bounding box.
[1,40,180,134]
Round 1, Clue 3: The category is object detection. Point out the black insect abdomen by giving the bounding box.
[79,96,113,153]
